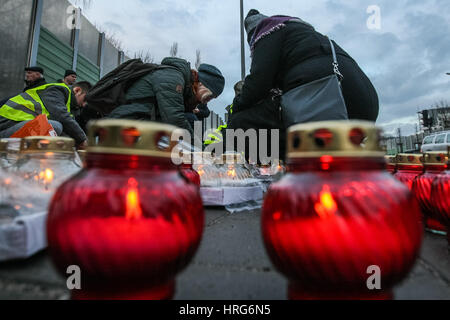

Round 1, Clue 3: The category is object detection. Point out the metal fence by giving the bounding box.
[381,133,425,155]
[0,0,125,98]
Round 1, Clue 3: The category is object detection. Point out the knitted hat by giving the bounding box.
[244,9,268,43]
[64,70,77,77]
[25,66,44,74]
[198,64,225,97]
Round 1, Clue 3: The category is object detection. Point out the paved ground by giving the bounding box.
[0,208,449,300]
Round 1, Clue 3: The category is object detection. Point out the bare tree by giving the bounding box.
[170,42,178,57]
[195,49,201,70]
[95,23,123,51]
[431,100,450,110]
[134,50,154,63]
[105,32,124,52]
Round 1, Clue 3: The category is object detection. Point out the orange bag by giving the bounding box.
[10,114,58,138]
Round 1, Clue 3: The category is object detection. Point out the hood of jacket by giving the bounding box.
[161,57,197,110]
[161,57,192,87]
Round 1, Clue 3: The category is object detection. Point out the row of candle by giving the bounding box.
[386,153,449,240]
[43,119,424,300]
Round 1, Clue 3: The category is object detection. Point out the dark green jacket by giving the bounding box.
[108,57,195,134]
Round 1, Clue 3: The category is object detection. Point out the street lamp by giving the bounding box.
[240,0,245,81]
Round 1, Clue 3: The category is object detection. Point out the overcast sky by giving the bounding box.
[72,0,450,136]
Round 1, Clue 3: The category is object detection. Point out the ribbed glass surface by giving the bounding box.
[263,166,423,300]
[47,154,204,300]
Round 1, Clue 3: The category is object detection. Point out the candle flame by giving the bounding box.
[44,169,54,182]
[38,169,54,183]
[314,185,337,219]
[227,167,237,178]
[4,178,11,185]
[197,170,205,177]
[126,177,143,220]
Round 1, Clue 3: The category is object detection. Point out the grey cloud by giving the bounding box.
[80,0,450,134]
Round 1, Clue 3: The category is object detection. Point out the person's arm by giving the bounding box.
[196,103,210,119]
[40,87,87,144]
[152,69,194,135]
[233,29,285,113]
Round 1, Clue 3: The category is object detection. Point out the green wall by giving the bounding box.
[36,27,100,85]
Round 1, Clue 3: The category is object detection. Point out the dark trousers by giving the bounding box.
[227,96,286,163]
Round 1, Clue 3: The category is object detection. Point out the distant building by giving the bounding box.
[418,107,450,134]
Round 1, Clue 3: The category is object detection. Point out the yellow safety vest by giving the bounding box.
[204,104,233,146]
[204,124,227,145]
[0,83,71,122]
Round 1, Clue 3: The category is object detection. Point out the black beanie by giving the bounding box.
[198,64,225,97]
[65,70,77,77]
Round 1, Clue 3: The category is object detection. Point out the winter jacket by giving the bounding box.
[107,57,196,135]
[0,85,87,143]
[233,20,379,121]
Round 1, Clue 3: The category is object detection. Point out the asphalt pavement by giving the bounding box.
[0,207,449,300]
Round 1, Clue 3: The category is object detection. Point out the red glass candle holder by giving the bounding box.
[262,121,423,300]
[47,120,204,300]
[412,152,448,235]
[431,169,450,242]
[180,163,201,187]
[394,154,424,190]
[384,155,396,174]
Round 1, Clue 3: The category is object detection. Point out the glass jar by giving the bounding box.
[6,137,81,215]
[177,152,201,188]
[0,138,21,170]
[384,155,397,174]
[412,152,448,235]
[0,139,8,170]
[215,153,255,187]
[394,154,424,190]
[77,150,87,167]
[47,120,205,300]
[262,121,423,300]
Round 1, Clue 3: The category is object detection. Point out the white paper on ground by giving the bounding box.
[0,211,47,261]
[200,186,264,206]
[225,199,263,214]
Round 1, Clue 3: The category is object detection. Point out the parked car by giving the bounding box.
[421,131,450,152]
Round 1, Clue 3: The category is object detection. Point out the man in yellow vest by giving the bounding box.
[0,81,91,148]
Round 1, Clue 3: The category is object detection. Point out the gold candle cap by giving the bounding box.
[423,152,448,166]
[384,155,396,165]
[287,120,384,158]
[87,119,178,158]
[396,153,424,166]
[20,136,75,154]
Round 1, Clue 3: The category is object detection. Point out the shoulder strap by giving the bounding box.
[327,37,344,82]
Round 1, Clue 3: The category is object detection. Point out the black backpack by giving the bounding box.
[86,59,169,116]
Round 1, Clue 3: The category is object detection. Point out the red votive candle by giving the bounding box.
[262,121,423,300]
[412,152,448,235]
[47,120,204,300]
[394,154,424,190]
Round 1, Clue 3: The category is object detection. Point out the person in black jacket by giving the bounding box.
[231,9,379,123]
[24,66,47,92]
